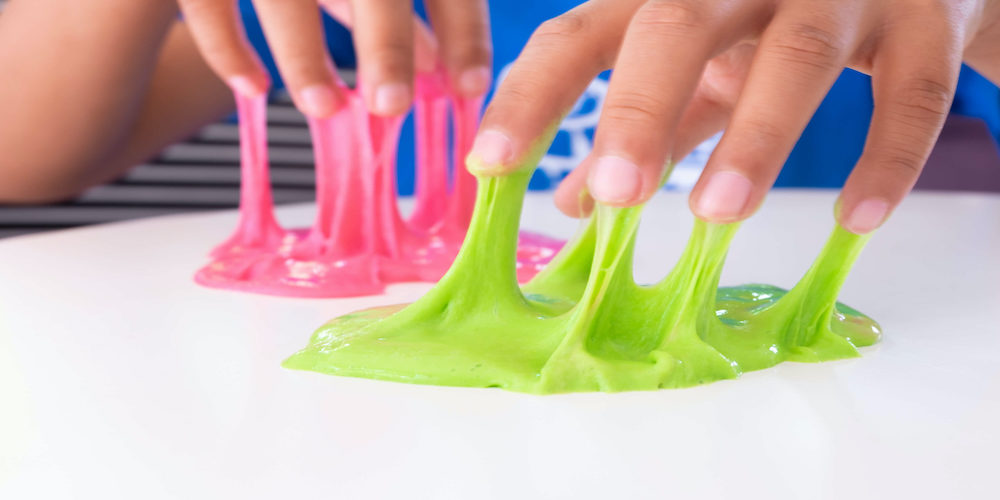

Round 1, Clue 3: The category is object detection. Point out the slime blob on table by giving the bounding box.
[195,73,563,297]
[284,128,883,394]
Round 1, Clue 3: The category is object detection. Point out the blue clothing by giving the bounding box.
[238,0,1000,193]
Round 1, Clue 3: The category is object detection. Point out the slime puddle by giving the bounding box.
[285,131,882,393]
[195,73,562,297]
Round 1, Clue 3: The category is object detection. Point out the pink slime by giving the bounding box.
[195,73,563,297]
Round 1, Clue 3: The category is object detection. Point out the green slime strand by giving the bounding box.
[284,137,882,393]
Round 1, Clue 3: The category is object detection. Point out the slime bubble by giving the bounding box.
[284,128,883,393]
[195,73,563,297]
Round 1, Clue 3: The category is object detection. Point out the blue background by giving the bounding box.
[238,0,1000,194]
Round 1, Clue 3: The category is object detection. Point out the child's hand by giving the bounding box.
[468,0,1000,234]
[178,0,491,117]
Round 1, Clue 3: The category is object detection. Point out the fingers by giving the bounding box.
[412,19,442,75]
[554,167,594,217]
[177,0,270,97]
[424,0,492,97]
[689,5,862,222]
[350,0,416,115]
[554,39,752,218]
[671,42,758,160]
[321,0,439,75]
[468,0,644,176]
[253,0,343,117]
[585,0,761,207]
[837,14,962,234]
[553,87,734,218]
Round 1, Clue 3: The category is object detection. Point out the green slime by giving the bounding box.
[284,133,882,394]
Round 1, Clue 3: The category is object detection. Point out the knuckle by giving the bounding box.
[369,45,415,75]
[526,10,611,71]
[767,21,845,70]
[631,0,707,37]
[282,63,335,88]
[738,117,787,148]
[449,44,492,68]
[199,42,249,75]
[531,11,591,47]
[284,60,327,82]
[638,0,705,28]
[199,41,232,62]
[494,81,538,108]
[890,76,954,123]
[873,145,926,176]
[602,90,669,126]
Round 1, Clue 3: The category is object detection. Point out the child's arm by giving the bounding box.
[0,0,233,203]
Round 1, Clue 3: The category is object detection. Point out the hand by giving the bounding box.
[469,0,1000,234]
[177,0,492,117]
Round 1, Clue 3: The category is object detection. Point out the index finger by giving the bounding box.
[468,0,643,176]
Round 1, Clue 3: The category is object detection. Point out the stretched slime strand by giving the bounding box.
[208,91,285,257]
[284,125,882,393]
[408,72,450,230]
[195,74,563,297]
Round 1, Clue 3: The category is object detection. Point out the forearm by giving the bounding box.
[87,22,235,191]
[0,0,183,202]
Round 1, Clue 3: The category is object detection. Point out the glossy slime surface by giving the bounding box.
[195,74,562,297]
[284,127,883,394]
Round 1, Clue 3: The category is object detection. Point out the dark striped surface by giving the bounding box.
[0,92,318,238]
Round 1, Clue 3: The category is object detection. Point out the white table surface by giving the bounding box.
[1,190,998,499]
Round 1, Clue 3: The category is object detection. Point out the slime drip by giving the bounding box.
[284,129,883,394]
[195,74,563,297]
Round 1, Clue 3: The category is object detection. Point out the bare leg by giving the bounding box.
[0,0,233,202]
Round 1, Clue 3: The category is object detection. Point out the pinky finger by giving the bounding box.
[178,0,270,97]
[838,25,961,234]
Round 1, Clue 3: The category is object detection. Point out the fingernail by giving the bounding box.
[469,130,513,171]
[458,66,491,96]
[695,171,753,221]
[589,155,643,204]
[298,84,338,117]
[227,76,264,98]
[373,82,411,115]
[843,198,889,234]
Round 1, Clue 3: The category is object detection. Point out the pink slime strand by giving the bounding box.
[304,105,365,256]
[445,94,485,232]
[195,74,564,297]
[363,106,408,260]
[408,73,451,231]
[209,92,285,257]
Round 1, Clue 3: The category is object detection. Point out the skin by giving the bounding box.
[0,0,491,203]
[177,0,492,116]
[0,0,233,203]
[468,0,1000,234]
